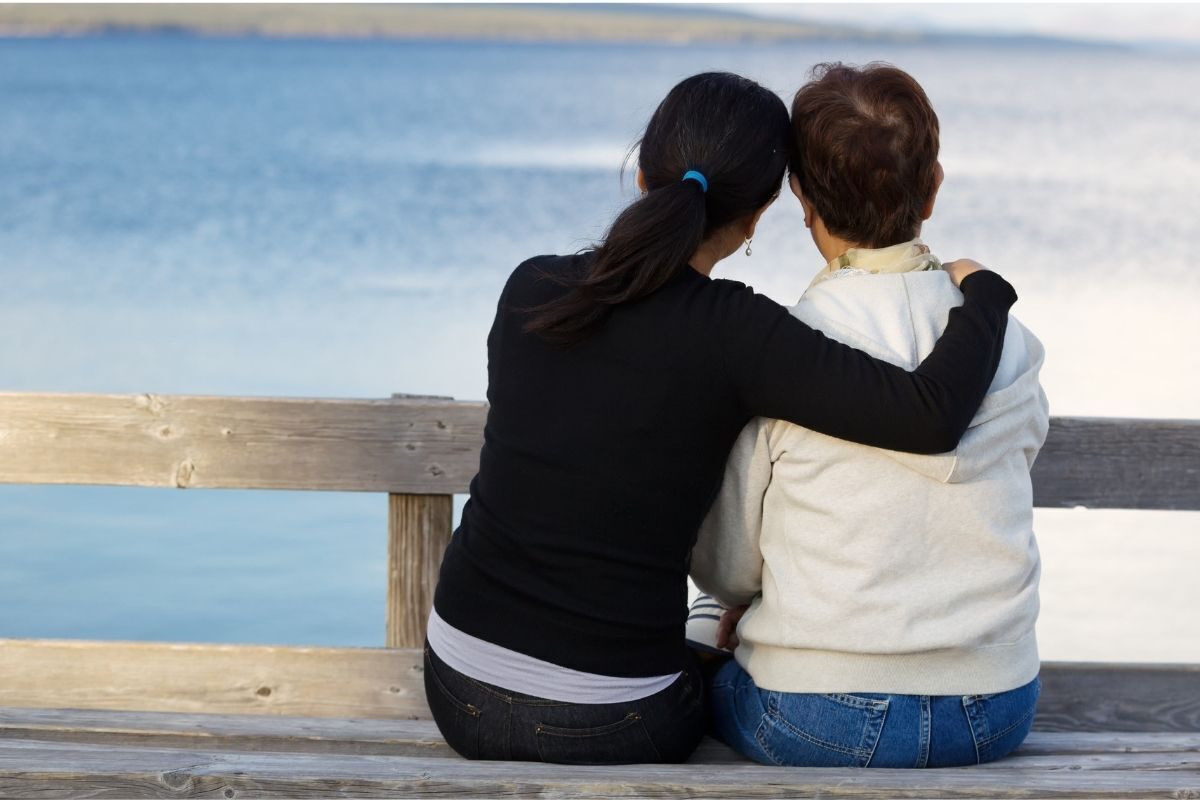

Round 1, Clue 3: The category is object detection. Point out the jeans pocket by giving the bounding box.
[755,691,890,767]
[962,677,1041,764]
[534,711,661,765]
[424,647,484,760]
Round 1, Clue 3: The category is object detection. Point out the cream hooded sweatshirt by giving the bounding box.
[690,241,1049,696]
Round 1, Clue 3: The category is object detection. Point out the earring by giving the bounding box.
[744,238,753,257]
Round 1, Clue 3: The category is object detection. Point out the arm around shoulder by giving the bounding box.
[719,269,1018,455]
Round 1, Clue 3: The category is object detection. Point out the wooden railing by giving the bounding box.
[0,392,1197,727]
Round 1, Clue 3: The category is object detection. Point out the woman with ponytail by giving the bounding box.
[425,72,1019,765]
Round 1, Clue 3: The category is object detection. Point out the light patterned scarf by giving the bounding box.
[808,238,942,289]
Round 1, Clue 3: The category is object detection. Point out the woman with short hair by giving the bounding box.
[691,62,1047,768]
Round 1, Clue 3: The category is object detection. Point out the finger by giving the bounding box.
[715,619,731,650]
[942,258,988,288]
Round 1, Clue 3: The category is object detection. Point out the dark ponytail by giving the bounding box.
[524,72,790,346]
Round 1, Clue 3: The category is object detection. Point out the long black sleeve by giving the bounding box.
[435,255,1017,678]
[723,270,1016,454]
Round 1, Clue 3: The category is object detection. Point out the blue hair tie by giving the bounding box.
[681,170,708,193]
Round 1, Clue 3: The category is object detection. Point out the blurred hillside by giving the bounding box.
[0,3,901,44]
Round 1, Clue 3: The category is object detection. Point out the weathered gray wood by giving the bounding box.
[0,708,453,757]
[0,707,741,762]
[386,494,453,648]
[1016,731,1200,755]
[0,392,486,494]
[0,639,427,720]
[1,738,1198,798]
[1036,662,1200,733]
[3,708,1196,763]
[0,393,1195,510]
[4,643,1200,732]
[1031,416,1200,510]
[971,752,1200,771]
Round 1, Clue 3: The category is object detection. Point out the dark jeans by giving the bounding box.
[424,643,706,764]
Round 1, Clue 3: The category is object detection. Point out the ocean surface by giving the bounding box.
[1,36,1197,660]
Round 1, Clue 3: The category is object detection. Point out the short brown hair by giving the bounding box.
[790,62,940,248]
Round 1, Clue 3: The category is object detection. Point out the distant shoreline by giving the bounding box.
[0,4,1133,52]
[0,3,886,44]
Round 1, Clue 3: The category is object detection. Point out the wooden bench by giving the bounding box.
[0,391,1197,798]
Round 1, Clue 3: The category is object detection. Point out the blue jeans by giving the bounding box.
[710,658,1040,767]
[424,643,707,764]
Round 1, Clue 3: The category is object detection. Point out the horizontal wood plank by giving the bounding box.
[0,392,1196,509]
[4,641,1200,733]
[0,639,427,720]
[1036,662,1200,733]
[0,709,737,763]
[1031,416,1200,510]
[1015,730,1200,755]
[0,392,486,494]
[1,738,1198,799]
[3,709,1198,764]
[0,708,453,758]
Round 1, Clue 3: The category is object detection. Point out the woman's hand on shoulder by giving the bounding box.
[942,258,989,288]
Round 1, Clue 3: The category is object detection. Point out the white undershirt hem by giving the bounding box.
[426,607,682,704]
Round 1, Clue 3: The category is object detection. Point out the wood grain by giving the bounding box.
[1031,416,1200,510]
[3,708,1197,762]
[0,639,427,720]
[1036,662,1200,733]
[0,708,453,757]
[1,738,1198,799]
[4,644,1200,733]
[0,392,1195,510]
[386,494,453,648]
[0,392,485,494]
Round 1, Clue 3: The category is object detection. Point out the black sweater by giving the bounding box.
[434,254,1017,678]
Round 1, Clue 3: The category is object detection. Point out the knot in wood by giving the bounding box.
[136,393,166,414]
[428,464,445,477]
[175,459,196,488]
[159,767,197,790]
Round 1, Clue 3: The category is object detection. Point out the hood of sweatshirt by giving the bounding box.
[947,320,1048,482]
[793,269,1049,484]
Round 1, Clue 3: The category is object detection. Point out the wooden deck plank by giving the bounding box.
[4,709,1198,762]
[0,706,748,762]
[0,708,453,757]
[970,752,1200,771]
[0,739,1197,799]
[1015,731,1200,755]
[0,392,485,494]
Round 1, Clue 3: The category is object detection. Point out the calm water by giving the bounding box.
[1,37,1197,656]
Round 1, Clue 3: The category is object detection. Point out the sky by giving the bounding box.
[725,3,1200,47]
